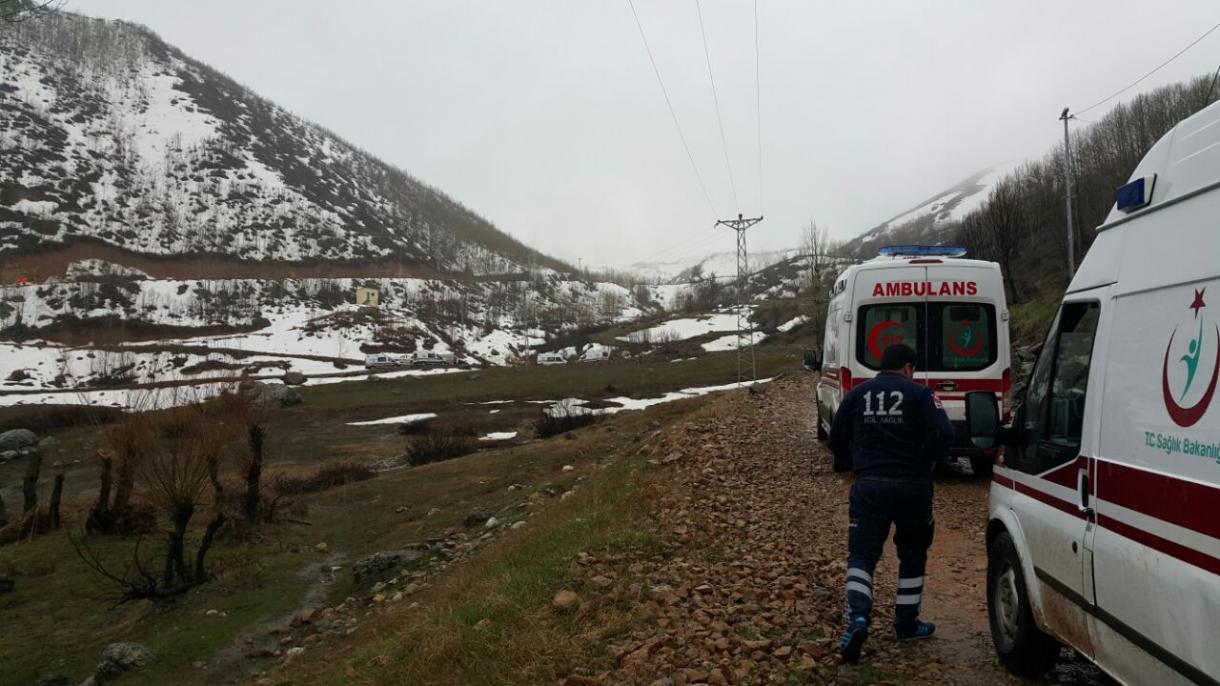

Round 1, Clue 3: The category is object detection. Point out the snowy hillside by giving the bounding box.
[0,12,566,276]
[843,162,1022,256]
[0,272,662,404]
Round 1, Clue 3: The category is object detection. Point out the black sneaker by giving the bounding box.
[840,615,870,663]
[894,620,936,641]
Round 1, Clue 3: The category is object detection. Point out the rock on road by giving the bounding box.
[575,374,1108,685]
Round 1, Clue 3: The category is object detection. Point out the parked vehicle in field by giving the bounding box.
[580,345,614,362]
[364,353,403,370]
[409,351,453,367]
[966,101,1220,685]
[536,353,567,366]
[813,245,1012,477]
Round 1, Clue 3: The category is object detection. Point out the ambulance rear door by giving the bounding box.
[922,263,1006,423]
[850,265,928,387]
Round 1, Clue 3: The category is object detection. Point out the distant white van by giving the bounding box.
[364,353,402,370]
[536,353,566,366]
[966,101,1220,684]
[815,246,1012,477]
[409,351,454,367]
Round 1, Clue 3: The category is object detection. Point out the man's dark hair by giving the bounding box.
[880,344,918,371]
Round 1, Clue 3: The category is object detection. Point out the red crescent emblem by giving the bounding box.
[867,321,902,359]
[947,322,985,357]
[1162,325,1220,427]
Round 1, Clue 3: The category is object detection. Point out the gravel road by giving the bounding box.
[570,374,1109,685]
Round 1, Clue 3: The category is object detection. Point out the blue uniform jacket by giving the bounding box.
[827,371,955,479]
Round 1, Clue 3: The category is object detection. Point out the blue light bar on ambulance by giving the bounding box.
[1115,174,1156,213]
[878,245,968,258]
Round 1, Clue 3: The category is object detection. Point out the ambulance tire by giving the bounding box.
[970,455,994,478]
[988,532,1061,677]
[815,401,829,441]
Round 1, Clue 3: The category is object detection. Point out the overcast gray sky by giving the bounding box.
[68,1,1220,267]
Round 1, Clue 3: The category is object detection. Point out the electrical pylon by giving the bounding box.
[715,213,763,384]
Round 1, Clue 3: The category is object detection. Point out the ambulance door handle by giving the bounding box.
[936,381,958,391]
[1076,469,1094,516]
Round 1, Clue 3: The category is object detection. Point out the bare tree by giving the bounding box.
[0,0,60,24]
[139,406,227,593]
[963,179,1026,303]
[799,220,833,289]
[799,220,839,344]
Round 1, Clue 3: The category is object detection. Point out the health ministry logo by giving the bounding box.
[1162,288,1218,427]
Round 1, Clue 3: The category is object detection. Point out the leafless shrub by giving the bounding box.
[405,430,476,466]
[535,407,602,438]
[271,461,375,496]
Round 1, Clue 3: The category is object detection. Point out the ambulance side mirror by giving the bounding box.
[803,350,822,372]
[965,391,1000,449]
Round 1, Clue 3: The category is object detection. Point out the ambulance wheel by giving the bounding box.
[815,401,829,441]
[970,455,994,478]
[988,532,1061,677]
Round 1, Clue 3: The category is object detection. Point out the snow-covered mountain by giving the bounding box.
[0,12,567,277]
[842,162,1021,257]
[624,248,799,284]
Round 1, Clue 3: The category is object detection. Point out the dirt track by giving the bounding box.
[572,374,1107,685]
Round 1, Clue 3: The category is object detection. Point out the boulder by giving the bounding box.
[240,381,302,408]
[353,548,423,583]
[282,371,307,386]
[462,509,492,528]
[0,450,17,463]
[94,642,151,683]
[0,428,38,451]
[291,607,316,626]
[552,590,579,611]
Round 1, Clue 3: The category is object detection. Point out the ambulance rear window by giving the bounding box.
[856,304,921,369]
[855,302,997,371]
[929,303,997,372]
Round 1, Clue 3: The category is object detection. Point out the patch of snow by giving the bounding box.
[700,332,766,352]
[479,431,518,441]
[545,377,775,417]
[776,316,809,333]
[619,309,749,344]
[10,199,57,214]
[347,412,437,427]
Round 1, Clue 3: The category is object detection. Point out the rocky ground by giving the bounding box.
[559,374,1109,686]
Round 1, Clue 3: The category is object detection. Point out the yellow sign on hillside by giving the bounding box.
[356,286,379,308]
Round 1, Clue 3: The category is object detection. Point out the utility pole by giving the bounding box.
[715,213,763,384]
[1060,107,1077,278]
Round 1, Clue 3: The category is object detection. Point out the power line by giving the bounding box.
[695,0,739,214]
[1205,61,1220,105]
[1075,19,1220,116]
[648,224,724,264]
[626,0,719,218]
[753,0,763,215]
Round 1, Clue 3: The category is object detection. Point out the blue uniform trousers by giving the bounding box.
[845,477,935,626]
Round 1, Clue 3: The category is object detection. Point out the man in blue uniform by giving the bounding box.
[828,343,954,663]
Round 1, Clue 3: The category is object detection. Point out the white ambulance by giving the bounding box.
[966,101,1220,684]
[814,246,1012,477]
